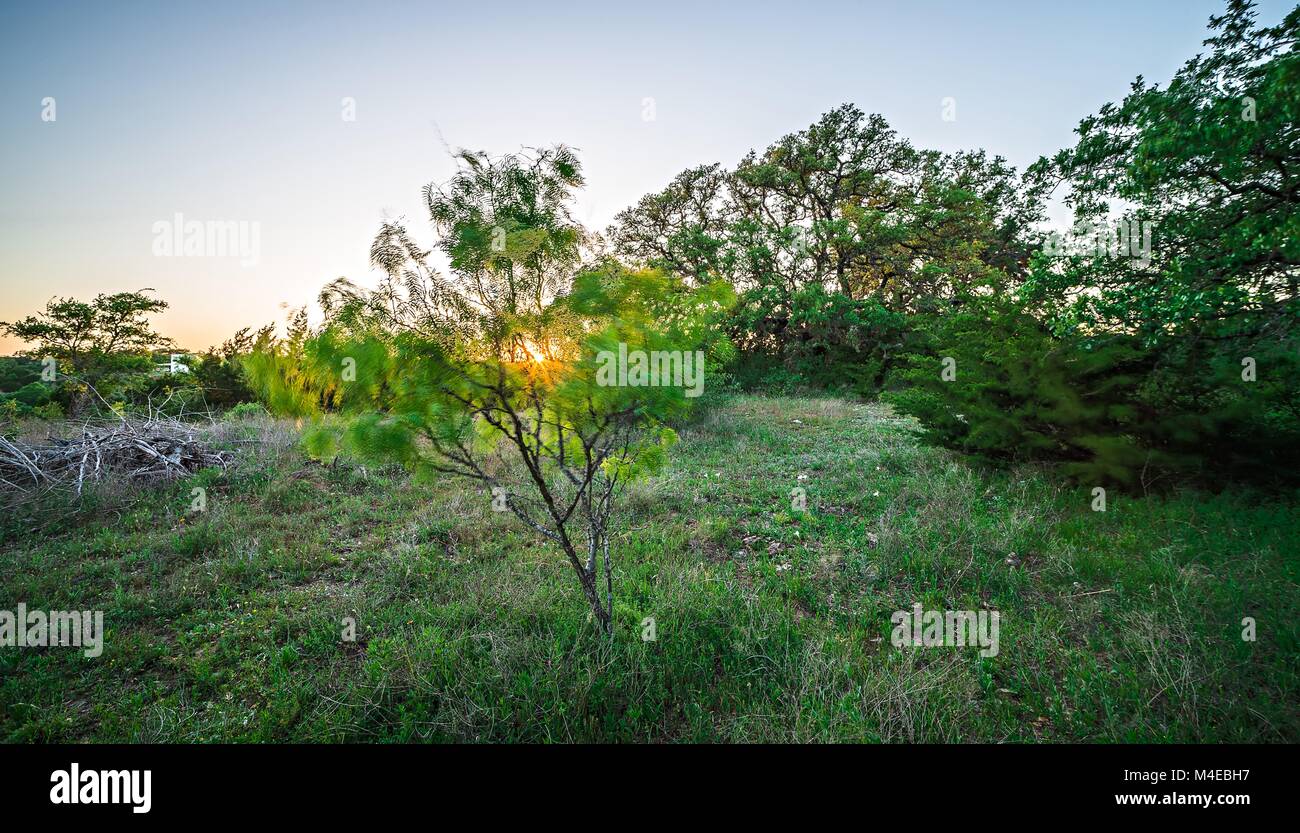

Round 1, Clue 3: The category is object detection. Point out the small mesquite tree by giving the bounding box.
[248,147,733,631]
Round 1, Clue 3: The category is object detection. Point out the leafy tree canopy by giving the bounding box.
[1027,0,1299,341]
[0,290,170,379]
[611,103,1043,309]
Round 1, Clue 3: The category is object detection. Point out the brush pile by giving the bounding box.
[0,416,234,497]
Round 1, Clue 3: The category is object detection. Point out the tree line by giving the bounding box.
[608,0,1299,488]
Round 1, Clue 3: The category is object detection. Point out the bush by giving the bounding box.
[887,303,1143,485]
[0,357,42,393]
[1132,331,1300,485]
[224,401,269,421]
[728,284,907,394]
[194,351,258,408]
[11,381,53,407]
[885,300,1300,489]
[0,381,61,422]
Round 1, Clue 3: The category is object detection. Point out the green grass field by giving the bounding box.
[1,394,1296,742]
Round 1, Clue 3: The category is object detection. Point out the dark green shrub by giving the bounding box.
[728,284,907,394]
[0,357,42,393]
[887,302,1155,485]
[8,381,52,407]
[886,301,1300,488]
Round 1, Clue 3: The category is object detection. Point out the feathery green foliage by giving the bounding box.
[247,147,733,630]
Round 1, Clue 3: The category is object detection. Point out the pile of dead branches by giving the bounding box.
[0,416,234,498]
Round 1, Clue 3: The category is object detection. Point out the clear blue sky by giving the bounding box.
[1,0,1292,352]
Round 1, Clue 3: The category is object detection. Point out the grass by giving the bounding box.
[1,394,1296,742]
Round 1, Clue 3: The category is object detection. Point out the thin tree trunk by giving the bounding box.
[602,534,613,637]
[568,539,610,632]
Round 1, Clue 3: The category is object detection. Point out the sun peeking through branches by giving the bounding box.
[247,147,734,632]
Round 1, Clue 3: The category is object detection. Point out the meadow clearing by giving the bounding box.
[2,394,1294,743]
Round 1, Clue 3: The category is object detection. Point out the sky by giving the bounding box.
[1,0,1293,354]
